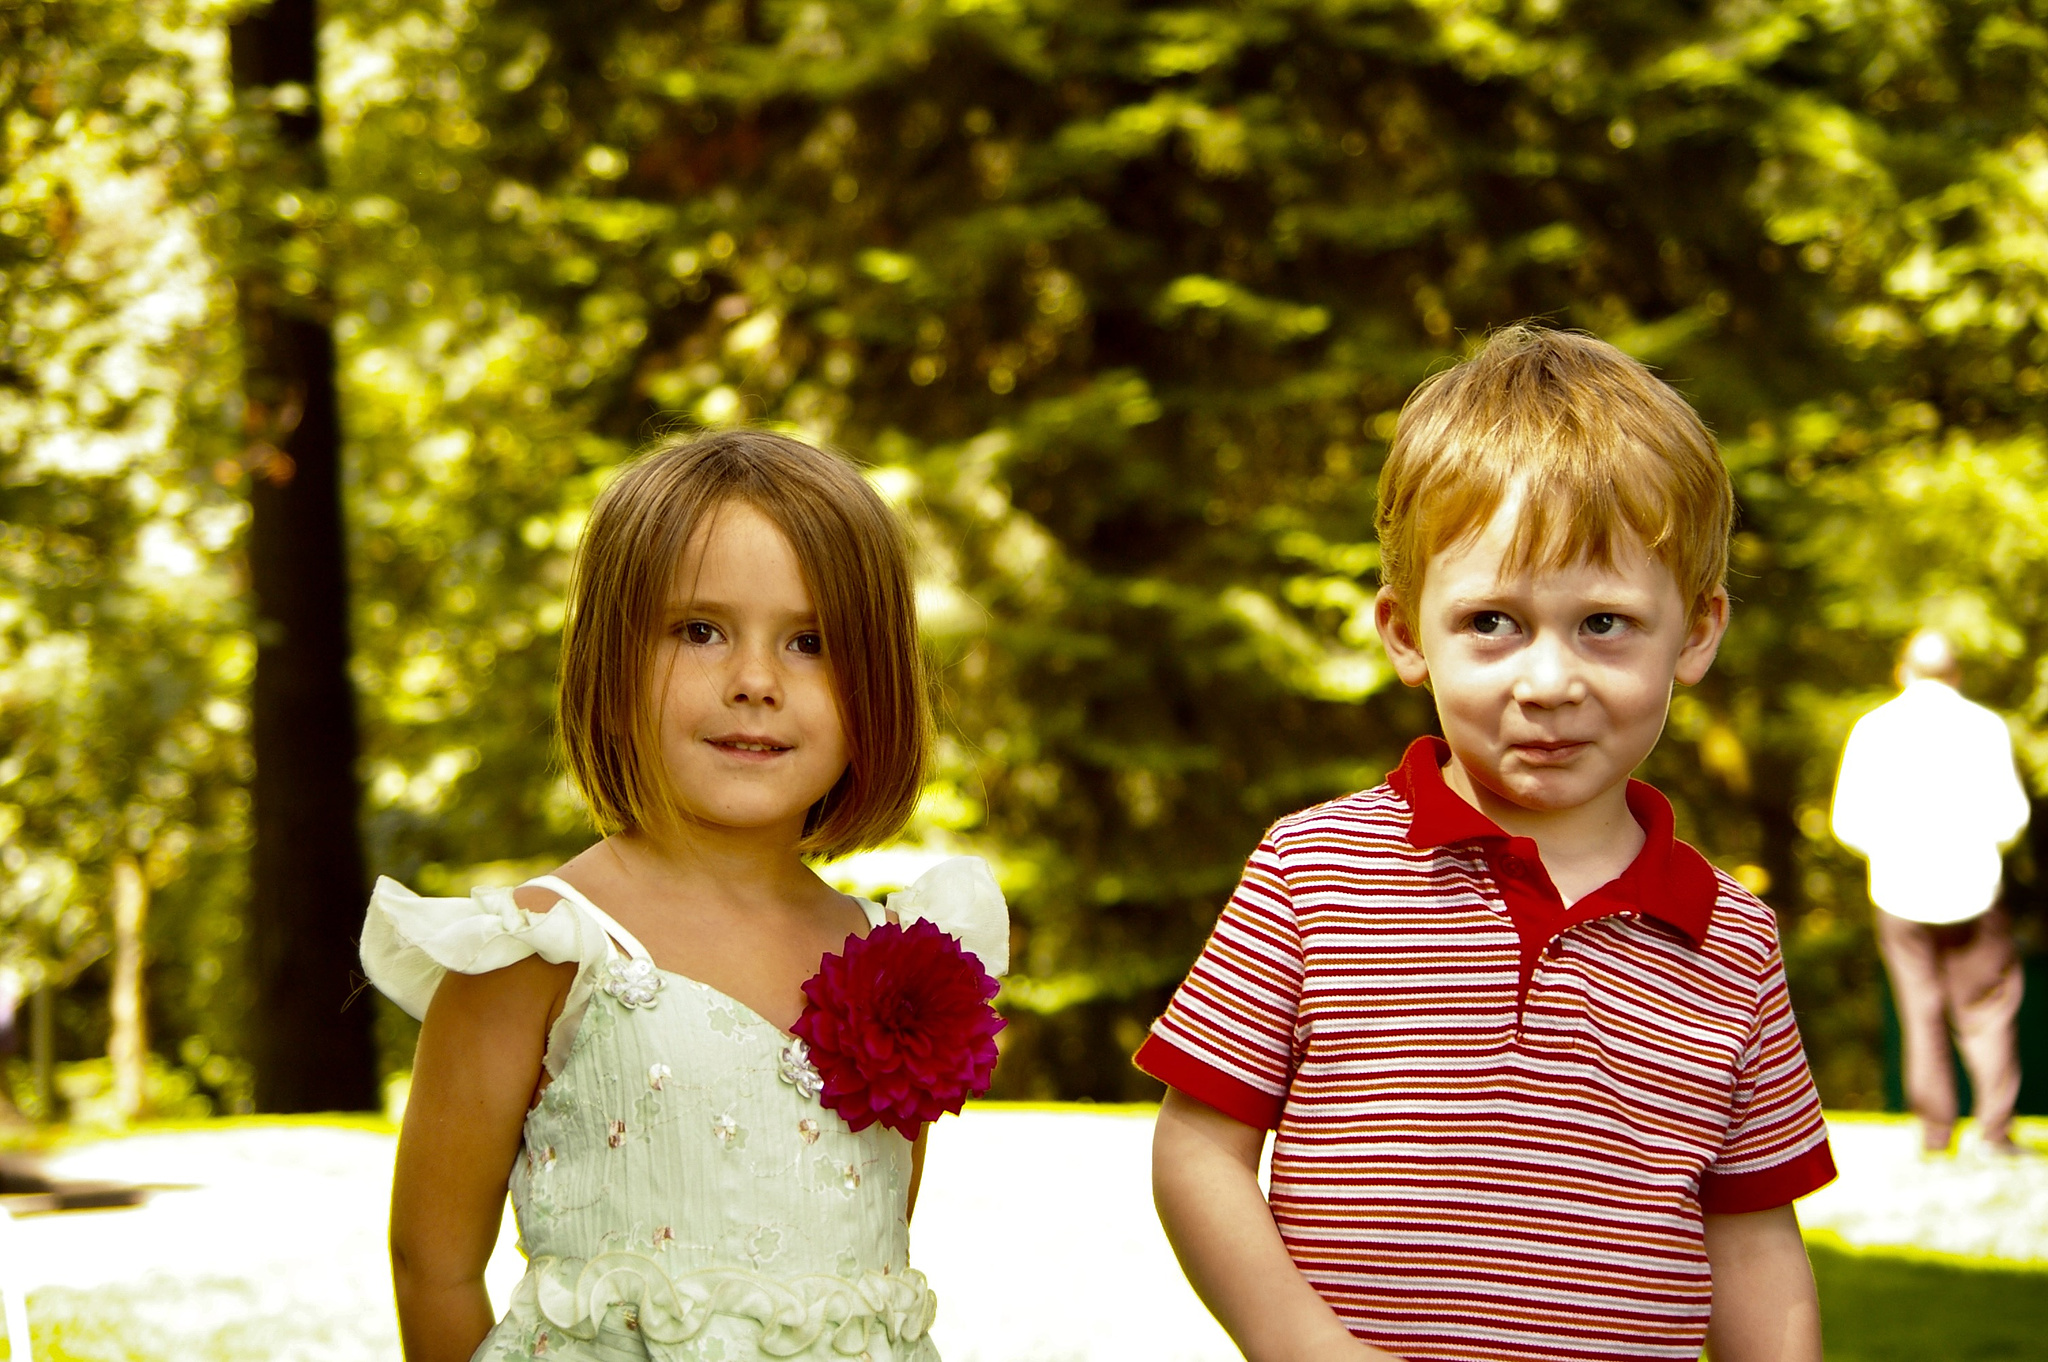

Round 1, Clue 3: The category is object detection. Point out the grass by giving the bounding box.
[1811,1243,2048,1361]
[13,1247,2047,1361]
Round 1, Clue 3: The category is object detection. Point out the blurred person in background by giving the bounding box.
[1832,629,2031,1156]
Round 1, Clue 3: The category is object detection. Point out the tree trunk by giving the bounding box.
[108,856,148,1122]
[30,984,50,1119]
[231,0,378,1113]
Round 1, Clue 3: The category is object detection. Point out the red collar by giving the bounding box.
[1387,736,1718,945]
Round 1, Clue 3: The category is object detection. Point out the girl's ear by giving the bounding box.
[1375,587,1431,689]
[1675,587,1731,687]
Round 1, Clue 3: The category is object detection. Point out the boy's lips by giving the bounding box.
[1509,739,1591,765]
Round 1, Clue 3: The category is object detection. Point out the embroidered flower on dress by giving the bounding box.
[712,1112,739,1145]
[601,957,663,1009]
[647,1062,671,1091]
[652,1225,674,1249]
[778,1037,825,1100]
[747,1225,784,1262]
[797,1118,820,1145]
[607,1119,627,1148]
[841,1162,862,1191]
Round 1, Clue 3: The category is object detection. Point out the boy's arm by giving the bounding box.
[1153,1089,1400,1362]
[1702,1204,1823,1362]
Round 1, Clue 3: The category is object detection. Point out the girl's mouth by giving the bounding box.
[708,736,792,754]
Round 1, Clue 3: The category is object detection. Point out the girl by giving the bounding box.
[362,431,1009,1362]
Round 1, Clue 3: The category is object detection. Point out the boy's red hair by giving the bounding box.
[1376,325,1733,617]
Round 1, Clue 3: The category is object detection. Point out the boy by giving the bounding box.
[1138,326,1834,1362]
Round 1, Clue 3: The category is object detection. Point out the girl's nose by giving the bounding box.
[727,641,782,707]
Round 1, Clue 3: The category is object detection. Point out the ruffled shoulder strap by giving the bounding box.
[881,856,1010,977]
[360,874,629,1075]
[522,874,656,961]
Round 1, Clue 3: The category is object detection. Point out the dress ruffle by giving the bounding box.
[882,857,1009,978]
[360,857,1009,1074]
[362,877,618,1075]
[508,1252,936,1359]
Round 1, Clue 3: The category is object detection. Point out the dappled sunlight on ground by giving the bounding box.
[1799,1114,2048,1264]
[0,1110,2040,1360]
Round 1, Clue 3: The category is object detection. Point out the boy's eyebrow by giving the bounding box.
[1438,585,1658,612]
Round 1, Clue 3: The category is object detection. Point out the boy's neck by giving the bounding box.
[1439,755,1647,906]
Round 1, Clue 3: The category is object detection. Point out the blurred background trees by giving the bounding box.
[4,0,2046,1115]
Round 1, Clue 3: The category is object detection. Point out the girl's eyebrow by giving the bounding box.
[665,596,820,624]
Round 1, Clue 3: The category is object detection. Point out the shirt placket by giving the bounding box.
[1484,838,1631,1039]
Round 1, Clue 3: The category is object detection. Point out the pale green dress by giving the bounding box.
[362,858,1010,1362]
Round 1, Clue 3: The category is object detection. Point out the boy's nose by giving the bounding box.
[1513,636,1585,708]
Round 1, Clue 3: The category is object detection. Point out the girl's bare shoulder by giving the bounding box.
[510,840,616,916]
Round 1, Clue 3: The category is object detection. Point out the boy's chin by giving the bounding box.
[1481,764,1627,815]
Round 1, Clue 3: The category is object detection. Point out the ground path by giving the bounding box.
[3,1109,2042,1361]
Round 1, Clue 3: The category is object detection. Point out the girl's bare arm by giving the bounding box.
[907,1128,928,1221]
[1152,1089,1401,1362]
[1702,1204,1823,1362]
[390,953,573,1362]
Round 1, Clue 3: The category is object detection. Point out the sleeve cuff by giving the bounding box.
[1132,1033,1285,1130]
[1699,1139,1838,1214]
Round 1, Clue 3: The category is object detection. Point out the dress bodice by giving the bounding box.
[361,859,1009,1362]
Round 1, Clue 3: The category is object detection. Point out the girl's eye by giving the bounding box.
[790,631,824,656]
[1584,613,1625,636]
[1471,611,1515,636]
[681,620,720,645]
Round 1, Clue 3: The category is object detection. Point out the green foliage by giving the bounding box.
[321,0,2048,1098]
[12,0,2048,1102]
[0,1,254,1110]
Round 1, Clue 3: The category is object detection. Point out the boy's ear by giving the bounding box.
[1675,587,1731,686]
[1375,587,1432,689]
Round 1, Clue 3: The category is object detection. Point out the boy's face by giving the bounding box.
[1375,496,1728,823]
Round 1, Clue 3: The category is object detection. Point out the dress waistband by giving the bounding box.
[508,1251,936,1359]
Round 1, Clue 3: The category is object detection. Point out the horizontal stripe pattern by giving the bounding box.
[1138,781,1833,1362]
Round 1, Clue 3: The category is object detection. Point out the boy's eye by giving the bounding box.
[1471,611,1515,636]
[681,620,720,645]
[1583,613,1624,636]
[790,631,824,656]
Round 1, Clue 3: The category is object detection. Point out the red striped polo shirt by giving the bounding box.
[1135,737,1836,1362]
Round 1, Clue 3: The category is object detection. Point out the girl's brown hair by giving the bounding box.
[558,430,929,861]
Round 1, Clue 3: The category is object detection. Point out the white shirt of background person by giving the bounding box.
[1831,631,2031,925]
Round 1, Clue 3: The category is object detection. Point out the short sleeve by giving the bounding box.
[360,876,614,1076]
[1698,941,1837,1213]
[1133,836,1304,1129]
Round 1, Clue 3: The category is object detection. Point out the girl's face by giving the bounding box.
[649,501,850,844]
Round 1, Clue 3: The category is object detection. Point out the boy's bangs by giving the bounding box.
[1417,440,1681,584]
[1377,325,1733,617]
